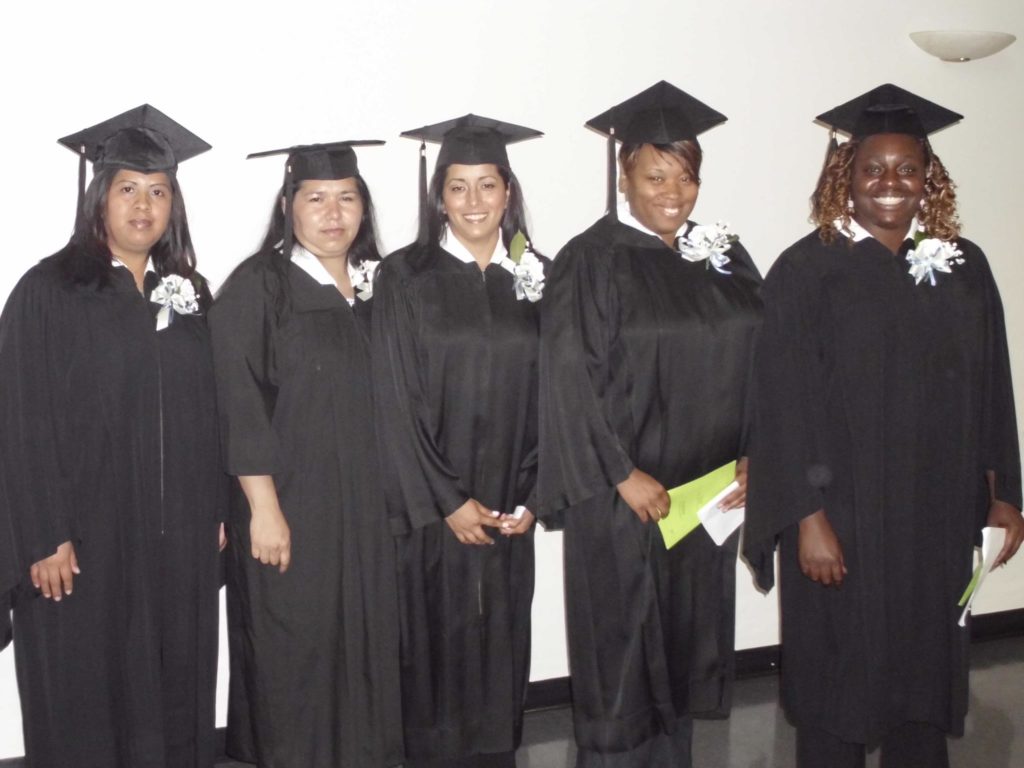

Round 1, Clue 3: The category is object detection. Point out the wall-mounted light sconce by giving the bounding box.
[910,30,1016,62]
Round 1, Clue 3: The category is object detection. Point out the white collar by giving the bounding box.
[441,230,507,266]
[111,256,156,274]
[289,243,362,288]
[839,217,920,243]
[616,201,687,243]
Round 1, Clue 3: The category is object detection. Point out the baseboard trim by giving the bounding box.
[2,609,1021,765]
[520,607,1024,713]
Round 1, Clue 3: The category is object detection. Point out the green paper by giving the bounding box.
[658,461,737,549]
[958,562,984,607]
[509,231,527,264]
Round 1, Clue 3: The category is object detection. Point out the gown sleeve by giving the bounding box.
[537,236,634,521]
[743,249,831,590]
[976,247,1022,510]
[208,262,283,476]
[371,257,470,532]
[0,268,77,607]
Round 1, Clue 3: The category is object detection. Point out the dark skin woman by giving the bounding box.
[538,82,762,768]
[745,85,1023,768]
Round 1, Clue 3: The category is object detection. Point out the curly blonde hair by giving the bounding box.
[811,136,960,244]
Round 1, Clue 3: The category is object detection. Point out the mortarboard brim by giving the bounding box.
[58,104,211,173]
[401,114,542,169]
[586,81,727,145]
[816,83,963,139]
[247,140,385,183]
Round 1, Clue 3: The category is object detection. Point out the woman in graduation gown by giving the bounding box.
[743,84,1024,768]
[538,82,762,767]
[372,115,545,767]
[208,141,402,768]
[0,105,225,767]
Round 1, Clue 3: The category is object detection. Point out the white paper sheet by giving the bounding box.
[697,480,744,546]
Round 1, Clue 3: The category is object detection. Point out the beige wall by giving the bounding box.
[2,0,1022,756]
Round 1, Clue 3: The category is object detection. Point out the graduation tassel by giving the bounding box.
[75,146,87,234]
[605,127,618,222]
[825,128,839,166]
[417,141,428,246]
[282,161,295,260]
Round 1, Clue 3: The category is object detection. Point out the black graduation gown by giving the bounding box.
[208,254,403,768]
[0,256,224,768]
[537,216,762,761]
[743,231,1022,745]
[371,242,540,767]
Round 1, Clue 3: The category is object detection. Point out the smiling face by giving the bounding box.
[103,169,173,262]
[442,163,508,257]
[291,177,364,261]
[850,132,926,252]
[619,144,699,246]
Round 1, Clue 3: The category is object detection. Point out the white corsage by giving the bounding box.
[149,275,199,331]
[675,221,737,275]
[906,236,964,286]
[351,259,380,301]
[498,231,545,302]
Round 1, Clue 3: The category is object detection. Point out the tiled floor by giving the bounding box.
[219,636,1024,767]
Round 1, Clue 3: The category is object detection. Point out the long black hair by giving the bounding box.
[56,165,197,288]
[425,163,538,253]
[256,174,382,317]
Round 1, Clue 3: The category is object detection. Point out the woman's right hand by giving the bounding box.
[30,540,79,601]
[239,475,291,573]
[250,504,291,573]
[616,468,670,523]
[798,509,846,586]
[446,498,502,546]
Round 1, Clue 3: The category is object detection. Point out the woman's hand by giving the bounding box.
[718,456,749,510]
[239,475,291,573]
[500,508,535,536]
[798,509,846,586]
[446,498,502,545]
[30,541,79,601]
[219,522,227,552]
[987,501,1024,567]
[616,468,670,524]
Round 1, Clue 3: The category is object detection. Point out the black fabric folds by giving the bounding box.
[371,241,541,764]
[0,256,225,767]
[208,254,403,767]
[743,231,1021,745]
[538,216,762,760]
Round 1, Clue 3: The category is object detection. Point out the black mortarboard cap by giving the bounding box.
[401,114,542,243]
[816,83,963,139]
[247,140,385,183]
[58,103,211,173]
[247,139,384,258]
[57,104,210,229]
[585,81,727,218]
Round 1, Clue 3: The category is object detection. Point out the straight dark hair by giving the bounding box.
[56,165,196,288]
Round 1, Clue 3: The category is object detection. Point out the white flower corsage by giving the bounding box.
[149,274,199,331]
[498,231,545,302]
[351,259,380,301]
[675,221,737,275]
[906,235,964,286]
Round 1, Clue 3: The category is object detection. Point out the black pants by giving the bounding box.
[797,722,950,768]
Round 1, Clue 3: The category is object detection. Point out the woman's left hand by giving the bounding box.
[500,509,535,536]
[219,523,227,552]
[718,457,748,511]
[987,500,1024,566]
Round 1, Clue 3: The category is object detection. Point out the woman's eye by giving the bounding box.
[448,185,465,194]
[648,176,663,184]
[898,166,918,176]
[341,194,357,203]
